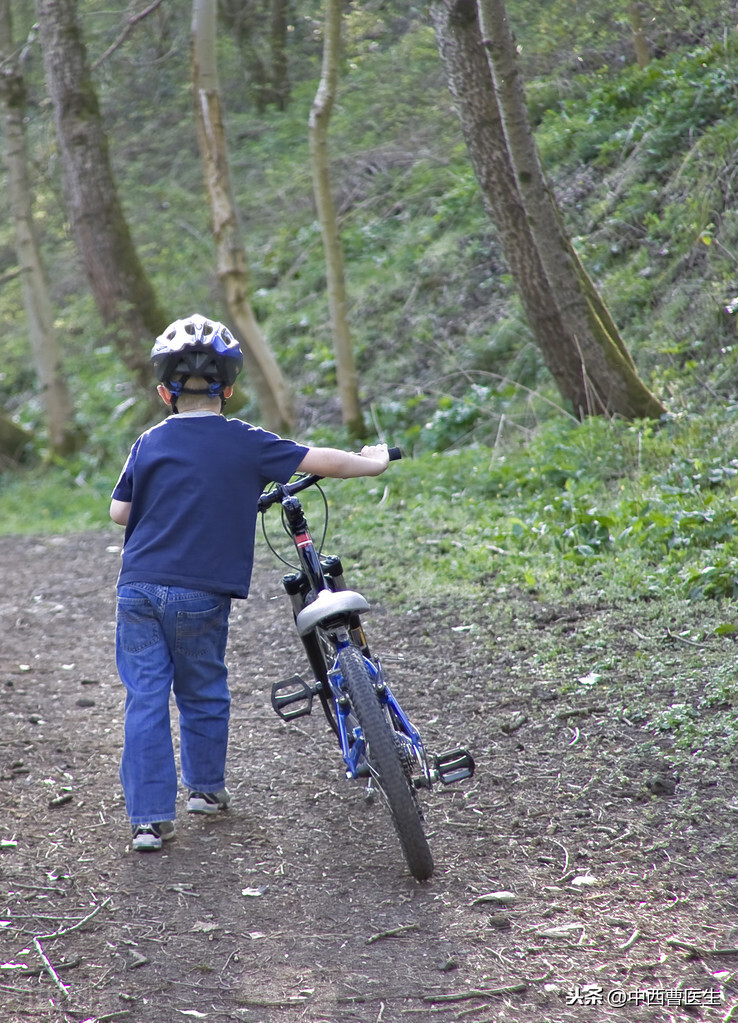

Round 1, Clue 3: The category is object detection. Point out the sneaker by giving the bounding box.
[131,821,175,852]
[187,788,231,815]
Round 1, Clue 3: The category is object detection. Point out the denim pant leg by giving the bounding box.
[167,590,231,793]
[116,585,178,825]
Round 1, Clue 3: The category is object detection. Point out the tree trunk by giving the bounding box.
[627,2,650,69]
[430,0,580,405]
[270,0,290,110]
[34,0,167,393]
[192,0,294,433]
[309,0,365,439]
[0,0,75,454]
[478,0,663,418]
[217,0,290,112]
[431,0,665,420]
[0,410,32,466]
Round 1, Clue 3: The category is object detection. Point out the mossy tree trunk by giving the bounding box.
[309,0,365,440]
[34,0,168,396]
[269,0,290,111]
[628,2,651,69]
[192,0,294,432]
[0,0,75,455]
[431,0,666,420]
[217,0,291,111]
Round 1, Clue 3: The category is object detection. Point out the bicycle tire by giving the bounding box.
[337,645,434,881]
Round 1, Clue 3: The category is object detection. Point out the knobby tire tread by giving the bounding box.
[338,645,434,881]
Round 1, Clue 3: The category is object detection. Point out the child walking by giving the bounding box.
[110,314,389,851]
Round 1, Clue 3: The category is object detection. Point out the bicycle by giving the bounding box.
[257,448,475,881]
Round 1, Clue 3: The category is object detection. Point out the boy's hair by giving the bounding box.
[150,314,243,413]
[169,375,222,413]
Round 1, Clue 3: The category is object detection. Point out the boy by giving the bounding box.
[110,314,389,851]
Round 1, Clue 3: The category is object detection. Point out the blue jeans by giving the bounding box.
[116,584,232,826]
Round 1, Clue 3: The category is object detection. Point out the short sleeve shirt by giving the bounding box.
[112,414,308,597]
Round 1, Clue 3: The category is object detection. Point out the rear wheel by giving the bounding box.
[337,645,434,881]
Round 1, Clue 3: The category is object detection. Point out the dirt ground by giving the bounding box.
[1,530,737,1023]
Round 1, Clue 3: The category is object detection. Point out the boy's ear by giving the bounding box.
[224,385,233,399]
[157,384,173,405]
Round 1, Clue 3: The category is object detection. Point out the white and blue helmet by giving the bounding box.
[150,314,243,391]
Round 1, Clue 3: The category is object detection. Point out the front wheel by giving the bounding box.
[337,645,434,881]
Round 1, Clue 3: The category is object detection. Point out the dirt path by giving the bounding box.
[1,532,736,1023]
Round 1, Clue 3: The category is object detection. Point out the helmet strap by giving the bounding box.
[165,375,225,414]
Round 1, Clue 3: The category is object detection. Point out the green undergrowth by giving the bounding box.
[4,406,738,601]
[259,405,738,612]
[6,406,738,617]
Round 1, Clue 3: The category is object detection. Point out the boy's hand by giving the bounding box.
[360,443,390,473]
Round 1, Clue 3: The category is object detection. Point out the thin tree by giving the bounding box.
[309,0,365,439]
[217,0,291,111]
[192,0,294,432]
[34,0,167,392]
[0,0,75,453]
[431,0,665,420]
[627,2,650,69]
[269,0,290,110]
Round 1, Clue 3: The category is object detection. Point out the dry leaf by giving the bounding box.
[472,891,517,906]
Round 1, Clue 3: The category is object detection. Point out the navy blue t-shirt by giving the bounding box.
[112,414,308,598]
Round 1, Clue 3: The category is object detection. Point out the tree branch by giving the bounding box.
[91,0,165,69]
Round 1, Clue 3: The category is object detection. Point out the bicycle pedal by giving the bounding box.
[271,675,316,721]
[434,747,475,785]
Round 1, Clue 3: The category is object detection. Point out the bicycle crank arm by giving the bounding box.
[434,747,475,785]
[271,674,320,721]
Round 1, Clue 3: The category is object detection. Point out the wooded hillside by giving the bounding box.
[1,0,737,464]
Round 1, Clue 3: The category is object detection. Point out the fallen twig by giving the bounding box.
[366,923,420,945]
[236,996,311,1008]
[424,982,528,1003]
[554,705,606,720]
[664,627,703,647]
[667,937,738,957]
[11,957,81,977]
[548,838,570,881]
[32,937,71,1000]
[619,928,641,951]
[35,896,111,940]
[0,981,39,994]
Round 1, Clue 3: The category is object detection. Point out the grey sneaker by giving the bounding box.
[131,821,175,852]
[187,788,231,815]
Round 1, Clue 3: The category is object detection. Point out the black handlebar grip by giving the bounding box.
[388,446,402,461]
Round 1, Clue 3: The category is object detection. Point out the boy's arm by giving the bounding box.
[297,443,390,479]
[110,499,131,525]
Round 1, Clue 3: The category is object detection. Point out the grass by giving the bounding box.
[0,465,119,535]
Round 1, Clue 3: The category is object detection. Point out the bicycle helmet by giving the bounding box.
[150,314,243,411]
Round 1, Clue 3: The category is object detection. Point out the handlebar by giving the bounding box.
[257,446,402,513]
